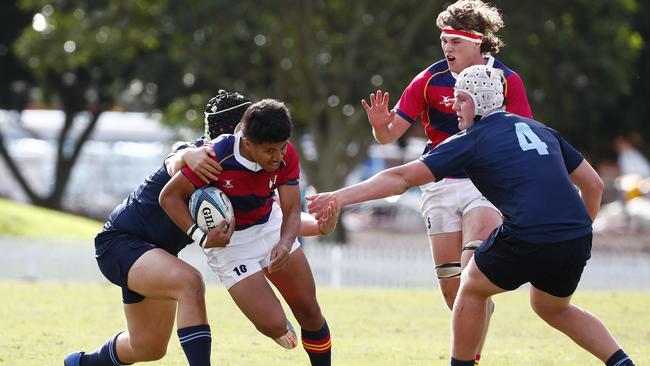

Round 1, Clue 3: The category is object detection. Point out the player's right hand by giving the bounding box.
[361,90,395,129]
[305,192,335,221]
[203,218,235,248]
[186,145,222,183]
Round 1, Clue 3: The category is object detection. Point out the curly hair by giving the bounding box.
[436,0,505,54]
[241,99,292,144]
[204,90,251,140]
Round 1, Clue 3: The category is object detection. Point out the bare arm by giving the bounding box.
[361,90,411,144]
[299,196,339,236]
[268,184,302,273]
[165,145,222,183]
[307,160,435,219]
[570,159,604,221]
[159,172,233,248]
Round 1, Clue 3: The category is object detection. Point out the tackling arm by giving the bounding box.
[307,160,435,219]
[164,145,222,183]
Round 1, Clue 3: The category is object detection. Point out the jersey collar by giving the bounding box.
[233,133,263,172]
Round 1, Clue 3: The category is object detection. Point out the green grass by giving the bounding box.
[0,281,647,365]
[0,198,102,240]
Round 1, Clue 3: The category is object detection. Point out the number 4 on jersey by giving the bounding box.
[515,123,549,155]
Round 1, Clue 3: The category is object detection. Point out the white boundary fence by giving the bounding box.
[1,238,650,290]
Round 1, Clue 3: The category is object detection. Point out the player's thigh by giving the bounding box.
[265,248,323,327]
[228,270,288,336]
[122,297,177,355]
[460,257,507,298]
[128,248,204,300]
[461,206,502,242]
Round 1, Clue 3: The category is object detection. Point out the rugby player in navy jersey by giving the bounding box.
[308,65,635,366]
[361,2,533,362]
[160,99,332,366]
[64,93,336,366]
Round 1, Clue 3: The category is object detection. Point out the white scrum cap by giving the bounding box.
[454,64,504,118]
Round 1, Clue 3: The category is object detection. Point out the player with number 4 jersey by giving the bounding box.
[308,64,635,366]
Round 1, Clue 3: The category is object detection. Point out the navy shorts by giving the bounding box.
[95,231,158,304]
[474,228,592,297]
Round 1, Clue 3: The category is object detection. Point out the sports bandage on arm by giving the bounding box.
[186,224,207,248]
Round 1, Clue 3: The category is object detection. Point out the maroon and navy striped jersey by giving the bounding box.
[181,134,299,231]
[395,56,532,178]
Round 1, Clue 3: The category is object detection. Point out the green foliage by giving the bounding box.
[1,281,648,365]
[497,0,643,159]
[0,198,101,240]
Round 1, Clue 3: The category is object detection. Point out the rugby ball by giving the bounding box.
[189,186,234,233]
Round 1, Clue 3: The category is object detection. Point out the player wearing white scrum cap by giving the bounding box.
[360,1,533,363]
[309,64,635,366]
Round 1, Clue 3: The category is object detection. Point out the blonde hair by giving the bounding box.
[436,0,505,54]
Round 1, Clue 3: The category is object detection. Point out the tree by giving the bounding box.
[2,0,646,242]
[6,1,167,209]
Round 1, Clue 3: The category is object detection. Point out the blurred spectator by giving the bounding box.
[613,134,650,177]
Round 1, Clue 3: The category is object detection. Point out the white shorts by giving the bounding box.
[420,178,499,235]
[203,202,301,289]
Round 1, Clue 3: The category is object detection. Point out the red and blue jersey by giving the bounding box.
[395,56,532,177]
[181,134,300,231]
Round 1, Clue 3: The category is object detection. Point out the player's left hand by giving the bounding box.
[204,218,235,249]
[305,192,335,221]
[268,242,291,273]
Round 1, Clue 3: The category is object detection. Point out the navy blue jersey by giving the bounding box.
[420,111,592,244]
[100,141,204,254]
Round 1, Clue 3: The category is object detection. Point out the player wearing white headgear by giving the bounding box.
[360,1,533,363]
[309,64,635,366]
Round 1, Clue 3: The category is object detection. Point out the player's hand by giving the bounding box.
[186,146,222,183]
[305,192,335,221]
[203,218,235,249]
[317,196,340,235]
[267,241,291,273]
[361,90,395,129]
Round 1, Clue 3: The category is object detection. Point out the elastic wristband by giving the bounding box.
[187,224,207,248]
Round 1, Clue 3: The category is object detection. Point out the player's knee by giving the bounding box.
[438,281,459,310]
[176,268,205,300]
[530,300,565,325]
[255,317,290,338]
[292,302,323,327]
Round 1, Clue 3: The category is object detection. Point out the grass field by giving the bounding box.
[1,281,647,366]
[0,198,102,240]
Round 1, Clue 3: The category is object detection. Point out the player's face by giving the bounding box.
[246,140,289,172]
[452,91,475,130]
[441,36,483,74]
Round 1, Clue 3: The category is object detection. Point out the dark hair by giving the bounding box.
[241,99,292,144]
[436,0,505,54]
[204,90,251,139]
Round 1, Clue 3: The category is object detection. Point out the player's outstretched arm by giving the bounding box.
[569,159,604,221]
[299,196,340,237]
[165,145,222,183]
[361,90,410,144]
[307,160,434,219]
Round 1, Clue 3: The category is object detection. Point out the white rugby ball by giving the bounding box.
[189,186,234,233]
